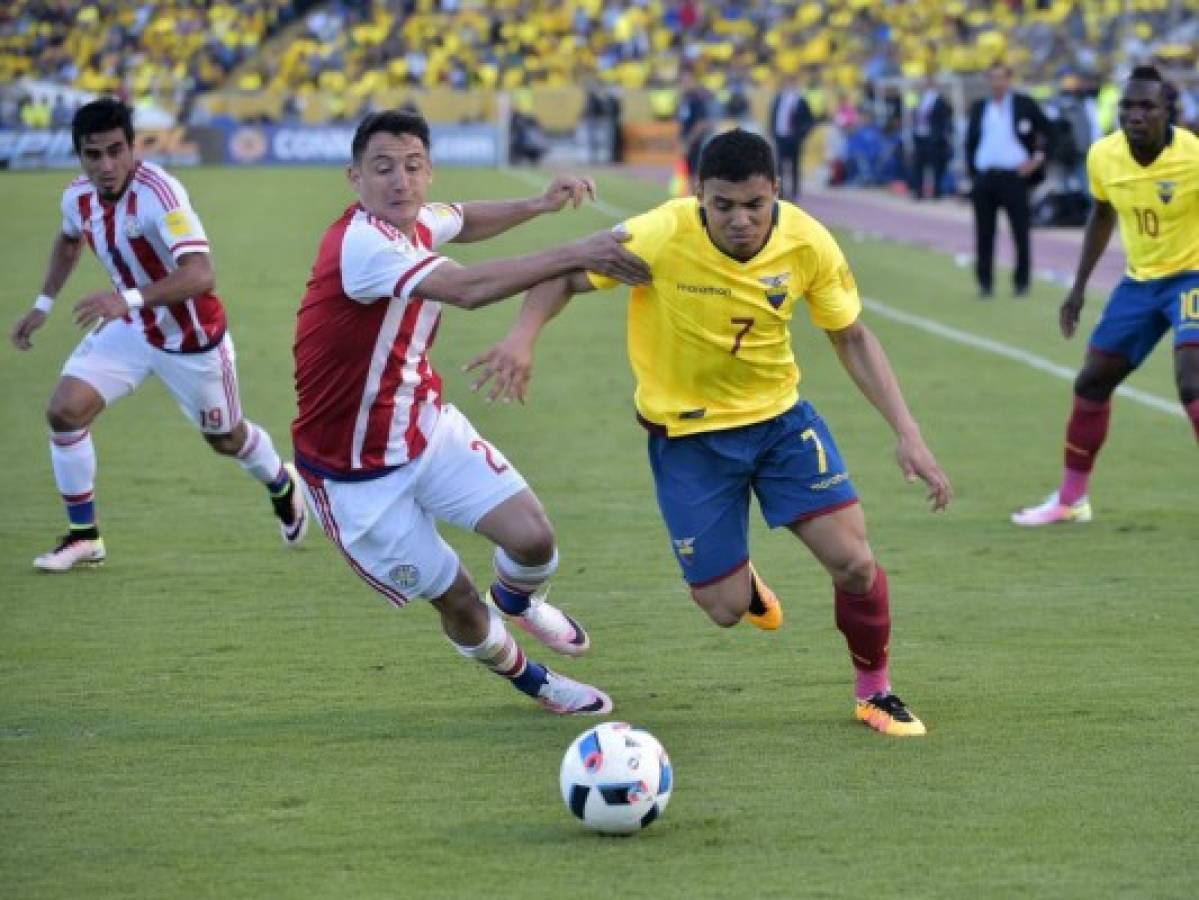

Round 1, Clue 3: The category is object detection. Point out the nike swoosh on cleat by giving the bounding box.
[564,614,587,645]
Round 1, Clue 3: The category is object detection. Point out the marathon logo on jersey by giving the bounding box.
[809,472,850,491]
[672,538,696,564]
[389,564,421,591]
[758,272,790,309]
[676,283,732,297]
[1156,181,1176,205]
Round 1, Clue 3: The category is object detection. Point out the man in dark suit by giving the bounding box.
[769,74,814,199]
[965,62,1054,298]
[909,75,953,200]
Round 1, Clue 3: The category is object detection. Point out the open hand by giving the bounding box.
[74,291,129,332]
[576,229,651,285]
[1059,290,1085,339]
[539,175,597,212]
[896,431,952,511]
[11,308,48,350]
[464,337,535,404]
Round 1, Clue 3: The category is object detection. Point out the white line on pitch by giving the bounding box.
[497,168,1184,419]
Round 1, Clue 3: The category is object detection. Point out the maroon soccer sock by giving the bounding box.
[1060,395,1111,504]
[1186,399,1199,443]
[835,566,891,698]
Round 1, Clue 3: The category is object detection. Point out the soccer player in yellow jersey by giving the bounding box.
[469,129,952,737]
[1013,67,1199,526]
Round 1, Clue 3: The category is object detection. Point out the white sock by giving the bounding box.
[452,605,525,676]
[51,429,98,529]
[493,546,559,594]
[235,421,286,487]
[51,429,96,498]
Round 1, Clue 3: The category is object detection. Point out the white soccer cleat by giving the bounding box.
[274,462,309,548]
[495,587,590,656]
[1011,491,1093,527]
[537,670,613,716]
[34,534,107,572]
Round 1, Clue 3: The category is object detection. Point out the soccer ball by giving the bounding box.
[559,721,673,835]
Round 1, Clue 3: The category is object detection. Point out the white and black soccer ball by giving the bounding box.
[559,721,672,835]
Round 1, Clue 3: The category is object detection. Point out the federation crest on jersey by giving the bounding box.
[1156,180,1176,205]
[124,217,143,239]
[758,272,790,309]
[164,209,192,238]
[389,563,421,591]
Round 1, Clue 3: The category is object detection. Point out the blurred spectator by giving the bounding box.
[678,68,715,183]
[580,80,610,164]
[908,76,954,200]
[510,108,548,166]
[769,73,814,199]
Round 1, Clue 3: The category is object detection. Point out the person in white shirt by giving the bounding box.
[964,63,1055,298]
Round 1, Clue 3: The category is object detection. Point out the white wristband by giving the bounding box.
[122,288,145,310]
[33,294,55,314]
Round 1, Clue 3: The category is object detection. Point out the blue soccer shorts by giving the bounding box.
[1090,270,1199,367]
[646,400,859,586]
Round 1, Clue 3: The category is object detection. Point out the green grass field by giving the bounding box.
[1,167,1193,899]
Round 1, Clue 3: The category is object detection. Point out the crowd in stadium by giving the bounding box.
[2,0,1197,181]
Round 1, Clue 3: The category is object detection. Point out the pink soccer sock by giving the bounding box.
[1060,395,1110,504]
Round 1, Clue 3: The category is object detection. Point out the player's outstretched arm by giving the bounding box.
[465,271,597,404]
[418,229,647,311]
[1060,200,1117,339]
[11,231,83,350]
[453,176,598,243]
[73,252,216,332]
[827,320,952,511]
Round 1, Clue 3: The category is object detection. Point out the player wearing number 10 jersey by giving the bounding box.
[10,98,307,573]
[1012,66,1199,527]
[471,129,952,737]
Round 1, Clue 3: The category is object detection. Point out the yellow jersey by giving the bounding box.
[1087,126,1199,281]
[590,198,861,436]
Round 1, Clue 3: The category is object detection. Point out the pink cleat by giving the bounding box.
[492,587,590,657]
[1011,491,1092,527]
[537,670,613,716]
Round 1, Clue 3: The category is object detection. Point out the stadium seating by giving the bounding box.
[2,0,1196,127]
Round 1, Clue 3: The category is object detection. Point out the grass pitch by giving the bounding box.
[0,166,1193,899]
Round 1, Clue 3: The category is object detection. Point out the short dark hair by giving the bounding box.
[697,128,776,184]
[71,98,134,154]
[1128,65,1163,83]
[351,111,430,162]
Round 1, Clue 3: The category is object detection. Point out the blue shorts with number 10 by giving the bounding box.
[647,399,858,587]
[1090,270,1199,366]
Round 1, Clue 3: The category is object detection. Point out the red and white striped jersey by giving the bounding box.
[292,201,465,479]
[60,161,226,353]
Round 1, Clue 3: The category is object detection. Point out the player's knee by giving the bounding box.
[503,510,556,565]
[689,588,744,628]
[1175,371,1199,406]
[46,397,91,432]
[832,554,876,595]
[203,431,240,456]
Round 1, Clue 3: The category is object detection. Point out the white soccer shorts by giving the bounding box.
[62,321,243,434]
[299,404,529,606]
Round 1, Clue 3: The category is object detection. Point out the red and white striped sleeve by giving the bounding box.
[137,164,211,261]
[340,215,449,304]
[419,203,465,248]
[60,184,83,238]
